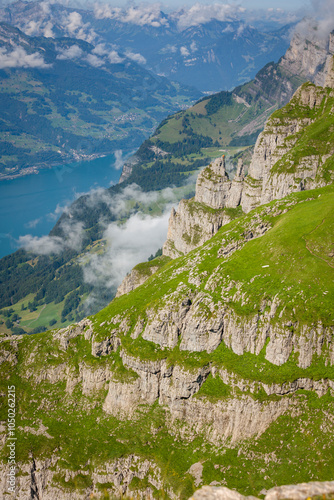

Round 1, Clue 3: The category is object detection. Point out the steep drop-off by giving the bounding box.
[1,183,333,499]
[163,58,334,257]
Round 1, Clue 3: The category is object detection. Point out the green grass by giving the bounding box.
[91,185,334,382]
[270,84,334,181]
[1,186,333,498]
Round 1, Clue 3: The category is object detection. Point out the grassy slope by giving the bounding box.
[121,60,305,192]
[0,49,306,332]
[94,185,334,377]
[1,185,333,499]
[269,83,334,180]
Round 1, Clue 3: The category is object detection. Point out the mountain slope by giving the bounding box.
[1,183,333,499]
[120,29,333,189]
[0,28,332,335]
[160,57,334,258]
[0,22,199,179]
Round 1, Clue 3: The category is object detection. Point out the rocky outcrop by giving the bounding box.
[240,80,334,213]
[163,156,242,258]
[116,265,159,297]
[164,64,334,256]
[190,481,334,500]
[325,55,334,88]
[195,156,232,209]
[280,27,333,86]
[0,454,163,500]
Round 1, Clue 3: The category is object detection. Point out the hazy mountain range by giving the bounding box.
[0,1,294,92]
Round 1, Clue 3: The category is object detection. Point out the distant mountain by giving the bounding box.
[0,1,293,92]
[119,27,333,190]
[0,22,199,179]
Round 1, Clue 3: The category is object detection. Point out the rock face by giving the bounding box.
[280,27,334,87]
[116,266,159,297]
[190,481,334,500]
[164,58,334,256]
[163,156,242,258]
[240,79,334,213]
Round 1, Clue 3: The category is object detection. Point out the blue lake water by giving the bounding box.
[0,153,125,258]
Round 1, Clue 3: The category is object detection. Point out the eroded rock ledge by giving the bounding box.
[191,481,334,500]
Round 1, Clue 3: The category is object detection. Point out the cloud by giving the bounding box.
[294,0,334,41]
[125,50,146,65]
[56,44,83,60]
[86,53,104,67]
[43,21,55,38]
[114,150,125,170]
[62,11,97,43]
[82,210,171,292]
[94,3,169,28]
[91,44,124,64]
[172,3,245,30]
[18,221,84,255]
[180,46,190,57]
[0,46,51,69]
[108,50,124,64]
[190,41,197,52]
[160,44,177,54]
[92,43,108,56]
[25,218,43,229]
[63,11,83,34]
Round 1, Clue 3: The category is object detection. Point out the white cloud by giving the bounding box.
[91,44,124,64]
[25,218,43,229]
[63,11,83,35]
[18,221,84,255]
[108,50,124,64]
[294,0,334,41]
[0,46,51,69]
[82,210,171,291]
[114,150,125,170]
[160,44,177,54]
[173,3,245,31]
[92,43,108,56]
[43,21,55,38]
[24,20,41,36]
[180,46,190,57]
[62,11,97,44]
[86,53,104,67]
[125,50,146,65]
[190,41,197,52]
[94,3,169,28]
[56,44,83,60]
[84,183,177,221]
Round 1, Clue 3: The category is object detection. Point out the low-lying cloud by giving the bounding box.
[0,46,51,69]
[172,3,245,30]
[18,221,84,255]
[94,3,168,28]
[62,11,97,44]
[125,50,147,65]
[82,209,171,293]
[295,0,334,41]
[56,44,83,60]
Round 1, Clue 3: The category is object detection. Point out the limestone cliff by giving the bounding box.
[164,58,334,256]
[1,185,333,499]
[191,481,334,500]
[163,157,243,258]
[116,256,171,297]
[279,27,334,87]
